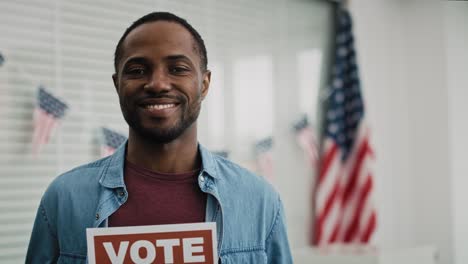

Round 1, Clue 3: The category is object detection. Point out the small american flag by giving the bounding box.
[254,137,274,183]
[294,115,318,168]
[32,86,68,154]
[101,127,127,157]
[314,8,377,246]
[0,52,5,66]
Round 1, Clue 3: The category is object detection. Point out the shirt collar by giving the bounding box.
[99,140,219,188]
[198,144,219,179]
[99,141,127,189]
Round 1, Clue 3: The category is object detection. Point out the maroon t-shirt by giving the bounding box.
[108,160,207,227]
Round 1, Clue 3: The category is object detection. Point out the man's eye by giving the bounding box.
[126,68,146,76]
[170,66,189,74]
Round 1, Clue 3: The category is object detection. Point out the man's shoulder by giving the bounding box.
[44,155,112,196]
[58,155,111,181]
[212,154,279,201]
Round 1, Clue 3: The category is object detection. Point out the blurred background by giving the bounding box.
[0,0,467,263]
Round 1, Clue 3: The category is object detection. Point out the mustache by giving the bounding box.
[137,93,186,103]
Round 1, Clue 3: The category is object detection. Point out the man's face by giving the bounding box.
[113,21,210,143]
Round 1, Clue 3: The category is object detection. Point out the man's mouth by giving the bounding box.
[144,103,177,110]
[139,102,180,118]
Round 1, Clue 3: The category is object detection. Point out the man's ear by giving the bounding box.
[112,73,118,93]
[201,70,211,100]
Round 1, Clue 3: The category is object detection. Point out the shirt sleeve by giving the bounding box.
[265,196,293,264]
[25,202,59,263]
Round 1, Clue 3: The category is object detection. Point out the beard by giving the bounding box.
[121,93,202,144]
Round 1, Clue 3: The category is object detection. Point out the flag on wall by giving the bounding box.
[0,52,5,66]
[294,115,318,168]
[32,86,68,154]
[254,137,274,183]
[314,8,377,246]
[101,127,127,157]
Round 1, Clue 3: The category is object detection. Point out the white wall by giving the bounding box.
[446,3,468,264]
[349,1,468,264]
[350,0,416,250]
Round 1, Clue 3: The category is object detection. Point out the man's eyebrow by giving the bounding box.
[122,57,149,67]
[165,54,193,64]
[122,55,195,69]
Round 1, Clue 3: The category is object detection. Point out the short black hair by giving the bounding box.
[114,12,208,73]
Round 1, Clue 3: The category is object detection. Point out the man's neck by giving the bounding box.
[126,128,200,174]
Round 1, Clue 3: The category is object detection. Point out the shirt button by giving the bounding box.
[200,176,205,182]
[118,191,125,197]
[96,213,100,220]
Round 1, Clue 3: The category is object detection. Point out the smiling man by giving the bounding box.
[26,12,292,263]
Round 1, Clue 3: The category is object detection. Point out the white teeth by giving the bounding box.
[145,104,175,110]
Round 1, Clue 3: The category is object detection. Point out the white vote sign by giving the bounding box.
[87,222,217,264]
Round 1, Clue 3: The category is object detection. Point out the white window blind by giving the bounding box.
[0,0,333,261]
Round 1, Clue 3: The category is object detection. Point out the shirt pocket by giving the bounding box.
[220,249,267,264]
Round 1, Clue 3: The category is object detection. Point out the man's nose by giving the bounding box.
[144,69,171,92]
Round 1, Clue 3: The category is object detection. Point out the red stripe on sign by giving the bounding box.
[344,173,372,242]
[318,143,338,185]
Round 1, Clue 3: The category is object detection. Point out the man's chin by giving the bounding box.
[133,126,185,144]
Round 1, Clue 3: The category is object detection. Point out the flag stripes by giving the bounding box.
[315,126,376,245]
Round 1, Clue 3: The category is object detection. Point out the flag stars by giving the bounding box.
[328,123,339,134]
[339,14,349,27]
[103,128,127,149]
[338,47,348,58]
[345,103,353,111]
[335,92,344,103]
[38,87,68,119]
[336,108,344,117]
[338,134,346,143]
[333,78,343,89]
[336,33,348,44]
[355,98,362,107]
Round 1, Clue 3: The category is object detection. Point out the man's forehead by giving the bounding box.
[122,21,197,56]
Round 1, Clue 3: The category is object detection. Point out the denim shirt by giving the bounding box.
[26,142,293,263]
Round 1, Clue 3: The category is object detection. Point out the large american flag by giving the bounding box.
[314,8,376,246]
[255,137,274,183]
[101,127,127,157]
[32,86,68,154]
